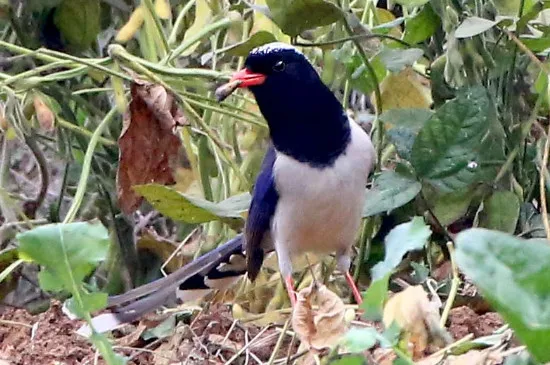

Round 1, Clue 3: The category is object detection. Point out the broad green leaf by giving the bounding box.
[363,171,421,217]
[134,184,248,227]
[378,48,424,72]
[432,189,474,226]
[478,191,520,233]
[371,217,431,280]
[455,229,550,362]
[67,292,108,318]
[18,221,109,293]
[403,4,440,44]
[361,272,390,321]
[17,221,110,315]
[411,86,494,191]
[345,327,378,352]
[455,17,497,38]
[520,37,550,52]
[226,31,277,56]
[54,0,101,49]
[266,0,342,36]
[347,54,387,95]
[380,108,432,160]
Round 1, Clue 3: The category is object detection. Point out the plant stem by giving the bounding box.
[63,108,118,223]
[163,17,234,64]
[169,0,196,45]
[440,241,460,327]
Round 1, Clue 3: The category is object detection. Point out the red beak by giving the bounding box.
[231,68,266,87]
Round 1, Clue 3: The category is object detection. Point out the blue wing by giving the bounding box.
[245,145,279,281]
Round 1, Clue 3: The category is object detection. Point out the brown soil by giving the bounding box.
[0,302,295,365]
[447,306,505,340]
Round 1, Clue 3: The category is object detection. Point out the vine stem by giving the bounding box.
[63,108,118,224]
[440,241,460,327]
[541,115,550,241]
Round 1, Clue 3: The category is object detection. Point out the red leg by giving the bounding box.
[345,271,363,304]
[285,275,297,306]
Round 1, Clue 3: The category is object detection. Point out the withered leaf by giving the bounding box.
[117,81,187,214]
[292,283,348,351]
[383,285,451,359]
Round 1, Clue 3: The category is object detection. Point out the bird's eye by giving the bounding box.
[272,60,285,72]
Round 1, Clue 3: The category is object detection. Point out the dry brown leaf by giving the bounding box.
[113,323,147,347]
[383,285,451,359]
[292,283,347,351]
[33,95,54,131]
[117,80,187,214]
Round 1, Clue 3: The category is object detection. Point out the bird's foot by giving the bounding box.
[345,271,363,305]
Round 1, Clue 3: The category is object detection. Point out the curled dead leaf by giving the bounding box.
[383,285,451,359]
[33,95,55,131]
[292,283,347,351]
[116,80,187,214]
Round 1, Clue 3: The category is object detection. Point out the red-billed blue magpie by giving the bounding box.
[84,42,375,334]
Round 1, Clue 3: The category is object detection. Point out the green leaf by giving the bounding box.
[361,273,390,321]
[403,4,440,44]
[226,31,277,57]
[371,217,431,280]
[455,17,497,38]
[265,0,342,37]
[455,229,550,362]
[67,292,107,318]
[378,48,424,72]
[363,171,422,217]
[411,86,495,191]
[347,54,387,95]
[432,189,474,226]
[90,333,127,365]
[478,191,520,234]
[18,221,109,293]
[345,327,378,352]
[134,184,248,228]
[380,108,433,160]
[54,0,101,49]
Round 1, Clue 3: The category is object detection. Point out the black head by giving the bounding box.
[230,42,350,167]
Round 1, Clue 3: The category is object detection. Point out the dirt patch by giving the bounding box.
[447,306,505,340]
[0,302,296,365]
[0,302,152,365]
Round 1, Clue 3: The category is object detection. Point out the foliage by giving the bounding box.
[1,0,550,363]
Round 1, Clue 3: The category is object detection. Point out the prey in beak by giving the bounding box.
[215,68,266,102]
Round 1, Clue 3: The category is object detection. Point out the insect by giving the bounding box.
[215,79,242,102]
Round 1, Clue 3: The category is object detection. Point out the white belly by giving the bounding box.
[271,120,375,255]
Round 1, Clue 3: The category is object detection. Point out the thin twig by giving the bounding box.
[440,241,460,327]
[223,325,272,365]
[0,318,33,329]
[503,29,550,76]
[267,319,291,365]
[540,119,550,240]
[293,33,410,48]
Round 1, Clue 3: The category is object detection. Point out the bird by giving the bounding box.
[83,42,375,335]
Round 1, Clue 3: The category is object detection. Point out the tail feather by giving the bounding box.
[79,235,246,336]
